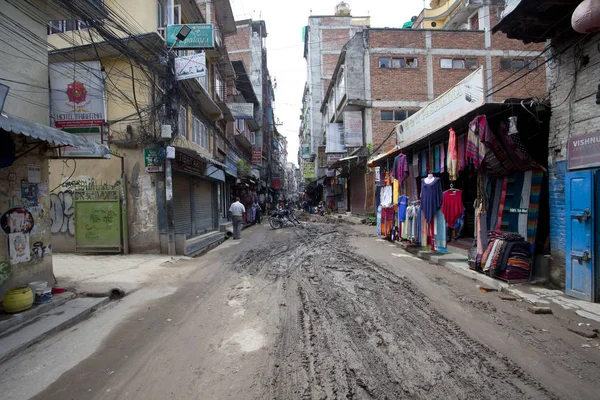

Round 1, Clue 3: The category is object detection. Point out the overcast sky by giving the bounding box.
[230,0,426,167]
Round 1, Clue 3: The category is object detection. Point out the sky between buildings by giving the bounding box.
[230,0,426,167]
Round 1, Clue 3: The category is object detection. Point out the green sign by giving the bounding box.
[166,24,214,49]
[144,148,163,173]
[75,201,121,249]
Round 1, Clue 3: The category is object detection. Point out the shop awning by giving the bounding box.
[329,155,360,170]
[0,112,110,156]
[367,146,402,167]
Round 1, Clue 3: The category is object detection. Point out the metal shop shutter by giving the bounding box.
[172,173,192,235]
[194,179,214,233]
[350,168,366,215]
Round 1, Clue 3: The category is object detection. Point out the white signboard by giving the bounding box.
[396,67,484,148]
[326,123,346,153]
[227,103,254,119]
[49,61,105,129]
[175,53,206,81]
[344,111,363,147]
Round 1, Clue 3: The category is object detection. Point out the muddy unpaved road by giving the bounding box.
[233,223,553,400]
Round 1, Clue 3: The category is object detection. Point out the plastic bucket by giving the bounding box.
[34,288,52,304]
[28,281,47,291]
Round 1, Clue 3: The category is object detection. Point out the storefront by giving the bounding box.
[329,155,367,215]
[371,68,550,285]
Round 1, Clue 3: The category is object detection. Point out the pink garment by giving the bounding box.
[440,143,445,173]
[457,134,466,170]
[447,128,459,180]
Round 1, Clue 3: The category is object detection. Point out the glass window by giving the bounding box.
[391,58,405,68]
[465,58,478,70]
[527,59,537,70]
[381,110,394,121]
[394,110,407,121]
[453,59,466,69]
[405,57,418,68]
[500,59,512,70]
[470,13,479,30]
[178,105,186,137]
[407,110,418,117]
[440,58,453,69]
[512,59,525,70]
[192,116,209,150]
[379,57,391,68]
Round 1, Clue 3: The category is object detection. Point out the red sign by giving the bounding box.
[272,174,281,189]
[568,131,600,170]
[252,146,262,165]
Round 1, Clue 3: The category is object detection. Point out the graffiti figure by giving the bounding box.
[50,191,75,236]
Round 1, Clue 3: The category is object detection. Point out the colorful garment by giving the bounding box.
[393,179,399,205]
[466,115,493,169]
[392,154,409,184]
[442,189,463,227]
[447,128,459,180]
[398,196,408,222]
[420,177,443,223]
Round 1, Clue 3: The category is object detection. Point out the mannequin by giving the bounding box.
[424,173,435,184]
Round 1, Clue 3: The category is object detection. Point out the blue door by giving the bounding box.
[565,170,595,301]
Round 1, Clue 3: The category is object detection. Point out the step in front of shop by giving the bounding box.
[178,231,225,257]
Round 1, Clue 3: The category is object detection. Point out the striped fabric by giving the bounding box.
[496,176,509,230]
[527,170,544,243]
[518,171,532,238]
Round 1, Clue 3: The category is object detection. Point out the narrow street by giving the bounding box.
[0,221,596,400]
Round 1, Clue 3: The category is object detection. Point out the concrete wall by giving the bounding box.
[48,157,123,252]
[1,135,54,299]
[546,31,600,286]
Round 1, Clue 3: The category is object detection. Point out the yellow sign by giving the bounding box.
[303,162,315,179]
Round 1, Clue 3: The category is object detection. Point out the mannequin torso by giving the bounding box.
[424,173,435,184]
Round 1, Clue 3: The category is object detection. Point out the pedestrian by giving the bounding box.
[229,197,245,240]
[253,200,262,224]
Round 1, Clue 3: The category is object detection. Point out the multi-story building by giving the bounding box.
[300,2,370,184]
[494,0,600,302]
[319,0,547,215]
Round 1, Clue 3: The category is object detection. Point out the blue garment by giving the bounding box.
[420,177,443,223]
[398,196,408,222]
[376,205,382,236]
[417,205,422,244]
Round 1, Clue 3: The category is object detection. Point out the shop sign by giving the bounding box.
[144,148,164,173]
[344,111,363,147]
[375,166,381,183]
[252,146,262,165]
[60,126,103,158]
[166,24,214,49]
[301,144,311,159]
[303,162,315,179]
[327,153,345,165]
[326,123,346,153]
[397,67,484,149]
[272,173,281,189]
[318,146,327,168]
[507,208,528,214]
[568,131,600,170]
[226,152,238,177]
[227,103,254,119]
[49,61,106,128]
[173,151,206,177]
[174,53,206,81]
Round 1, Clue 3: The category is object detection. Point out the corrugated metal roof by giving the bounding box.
[0,113,110,156]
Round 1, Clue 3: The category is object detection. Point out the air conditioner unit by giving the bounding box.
[161,125,173,139]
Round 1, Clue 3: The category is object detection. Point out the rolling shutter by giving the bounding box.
[172,173,192,235]
[194,179,214,233]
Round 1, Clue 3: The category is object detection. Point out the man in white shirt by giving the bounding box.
[229,197,246,240]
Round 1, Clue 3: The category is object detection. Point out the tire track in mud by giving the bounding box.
[233,224,556,399]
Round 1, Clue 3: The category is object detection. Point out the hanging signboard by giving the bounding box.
[252,146,262,165]
[174,53,206,81]
[301,144,311,159]
[225,151,239,177]
[303,162,315,179]
[144,148,164,173]
[344,111,363,147]
[396,67,484,149]
[60,126,104,158]
[567,131,600,170]
[173,150,206,177]
[327,153,345,165]
[272,173,281,189]
[317,146,327,168]
[227,103,254,119]
[49,61,106,129]
[326,123,346,153]
[166,24,214,49]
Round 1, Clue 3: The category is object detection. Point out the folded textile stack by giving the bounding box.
[477,231,525,272]
[495,241,532,281]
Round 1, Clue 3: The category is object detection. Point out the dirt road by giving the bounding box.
[24,222,600,399]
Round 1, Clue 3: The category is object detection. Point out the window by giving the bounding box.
[47,20,89,35]
[192,116,209,150]
[470,13,479,30]
[500,58,532,71]
[178,105,187,137]
[379,57,391,68]
[380,57,418,69]
[441,58,453,69]
[381,110,417,122]
[391,58,405,68]
[465,58,478,70]
[215,70,224,101]
[453,59,466,69]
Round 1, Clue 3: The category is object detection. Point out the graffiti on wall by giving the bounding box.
[50,191,75,236]
[0,259,11,286]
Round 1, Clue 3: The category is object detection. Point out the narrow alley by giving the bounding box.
[0,221,596,399]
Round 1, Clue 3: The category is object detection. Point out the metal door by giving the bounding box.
[74,190,122,253]
[565,170,595,301]
[193,179,214,234]
[172,173,192,235]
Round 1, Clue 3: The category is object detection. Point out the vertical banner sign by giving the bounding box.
[344,111,363,147]
[303,162,316,179]
[272,174,281,189]
[252,146,262,165]
[318,146,327,168]
[326,123,346,153]
[301,144,311,159]
[375,166,381,183]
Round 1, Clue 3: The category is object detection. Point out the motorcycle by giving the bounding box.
[269,205,300,229]
[316,202,325,216]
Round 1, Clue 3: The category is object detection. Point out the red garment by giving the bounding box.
[442,189,463,227]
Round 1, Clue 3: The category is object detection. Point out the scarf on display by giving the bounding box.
[466,115,493,169]
[447,128,459,181]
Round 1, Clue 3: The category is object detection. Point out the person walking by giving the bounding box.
[229,197,245,240]
[252,200,262,225]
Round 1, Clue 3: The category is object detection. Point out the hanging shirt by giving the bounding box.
[420,177,443,223]
[392,154,409,184]
[442,189,464,227]
[398,196,408,222]
[393,179,399,205]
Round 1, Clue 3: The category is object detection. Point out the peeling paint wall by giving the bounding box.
[1,134,53,299]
